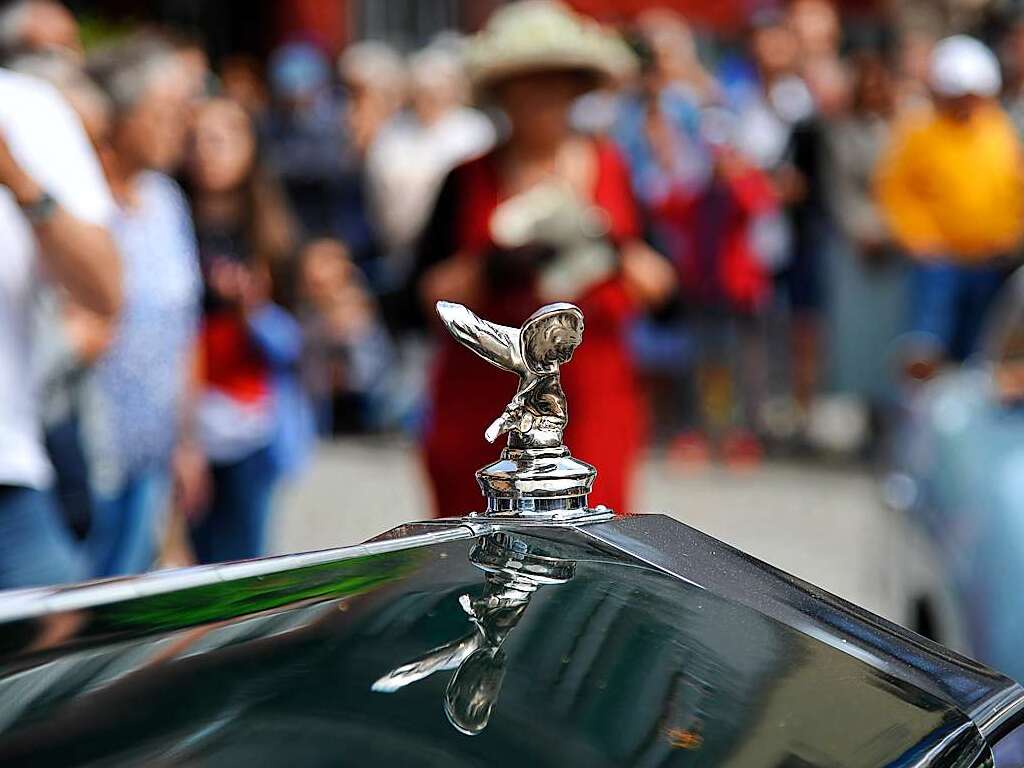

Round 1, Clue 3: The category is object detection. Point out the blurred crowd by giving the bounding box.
[3,0,1024,588]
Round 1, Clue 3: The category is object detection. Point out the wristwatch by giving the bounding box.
[19,191,58,225]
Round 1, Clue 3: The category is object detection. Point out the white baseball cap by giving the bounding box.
[929,34,1002,98]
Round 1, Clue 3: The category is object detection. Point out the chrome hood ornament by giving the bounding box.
[436,301,601,517]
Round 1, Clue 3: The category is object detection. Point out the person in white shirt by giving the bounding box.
[365,45,494,288]
[83,37,199,578]
[0,67,119,588]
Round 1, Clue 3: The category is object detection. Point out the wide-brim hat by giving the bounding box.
[465,1,638,102]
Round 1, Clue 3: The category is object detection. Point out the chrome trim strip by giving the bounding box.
[0,524,477,624]
[975,682,1024,742]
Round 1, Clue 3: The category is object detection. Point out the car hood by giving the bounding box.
[0,514,1017,767]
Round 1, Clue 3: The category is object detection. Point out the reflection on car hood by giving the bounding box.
[0,514,1016,767]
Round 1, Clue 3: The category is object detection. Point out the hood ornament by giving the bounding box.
[436,301,602,517]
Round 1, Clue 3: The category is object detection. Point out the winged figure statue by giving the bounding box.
[435,301,584,451]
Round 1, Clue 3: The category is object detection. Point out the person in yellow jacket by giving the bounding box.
[876,35,1024,366]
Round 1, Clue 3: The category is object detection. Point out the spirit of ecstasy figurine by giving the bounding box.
[435,301,582,449]
[435,301,601,516]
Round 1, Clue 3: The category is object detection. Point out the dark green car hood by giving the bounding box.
[0,514,1017,767]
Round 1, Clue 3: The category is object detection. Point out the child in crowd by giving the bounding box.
[671,130,781,466]
[612,24,779,465]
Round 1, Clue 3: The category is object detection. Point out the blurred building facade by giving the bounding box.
[62,0,908,59]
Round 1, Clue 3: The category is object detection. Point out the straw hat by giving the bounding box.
[465,1,637,100]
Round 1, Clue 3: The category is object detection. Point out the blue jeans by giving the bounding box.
[0,486,84,589]
[89,469,169,578]
[910,261,1008,361]
[190,446,276,564]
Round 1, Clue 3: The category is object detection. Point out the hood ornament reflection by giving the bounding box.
[372,533,575,735]
[435,301,602,517]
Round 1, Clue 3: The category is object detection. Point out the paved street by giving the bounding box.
[272,438,901,621]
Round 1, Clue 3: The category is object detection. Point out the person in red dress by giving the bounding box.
[412,2,675,517]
